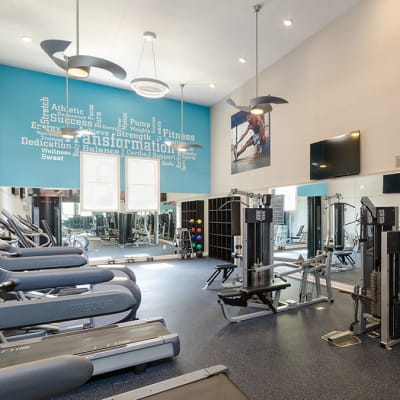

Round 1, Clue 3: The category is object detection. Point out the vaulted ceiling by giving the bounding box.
[0,0,361,105]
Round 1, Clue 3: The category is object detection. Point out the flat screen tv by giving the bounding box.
[383,173,400,193]
[310,130,360,180]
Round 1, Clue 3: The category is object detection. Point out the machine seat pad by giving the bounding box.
[334,251,352,256]
[217,290,248,307]
[215,264,236,271]
[240,281,291,295]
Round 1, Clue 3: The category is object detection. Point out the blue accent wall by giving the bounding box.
[0,65,210,193]
[297,182,327,197]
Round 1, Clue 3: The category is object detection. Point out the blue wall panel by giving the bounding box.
[297,182,327,197]
[0,65,210,193]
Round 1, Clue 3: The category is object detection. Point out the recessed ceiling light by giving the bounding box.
[21,35,32,43]
[209,83,216,89]
[283,19,293,27]
[238,57,247,64]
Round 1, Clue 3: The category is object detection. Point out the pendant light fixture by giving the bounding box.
[49,71,93,139]
[41,0,126,80]
[130,31,169,99]
[167,84,202,152]
[227,3,288,114]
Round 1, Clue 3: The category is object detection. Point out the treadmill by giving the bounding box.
[1,361,249,400]
[103,365,249,400]
[0,271,180,376]
[0,317,180,375]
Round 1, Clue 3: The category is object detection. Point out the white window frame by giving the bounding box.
[80,152,120,212]
[125,157,160,212]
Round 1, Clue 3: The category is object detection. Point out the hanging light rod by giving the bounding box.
[130,31,169,99]
[166,83,202,152]
[40,0,126,80]
[226,3,288,115]
[48,71,94,139]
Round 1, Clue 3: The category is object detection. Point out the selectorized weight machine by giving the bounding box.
[217,192,334,322]
[324,194,357,269]
[324,197,400,349]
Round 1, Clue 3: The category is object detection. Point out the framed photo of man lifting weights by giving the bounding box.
[230,111,271,175]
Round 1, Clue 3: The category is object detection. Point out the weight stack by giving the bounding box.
[369,271,378,317]
[376,271,381,318]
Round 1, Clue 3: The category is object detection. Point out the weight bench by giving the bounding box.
[203,264,237,289]
[217,280,291,322]
[334,251,355,266]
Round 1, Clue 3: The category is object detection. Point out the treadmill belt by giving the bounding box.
[0,321,168,368]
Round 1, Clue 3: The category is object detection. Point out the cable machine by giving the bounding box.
[325,197,399,348]
[381,231,400,348]
[217,189,333,323]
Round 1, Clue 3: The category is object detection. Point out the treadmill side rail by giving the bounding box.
[89,332,180,375]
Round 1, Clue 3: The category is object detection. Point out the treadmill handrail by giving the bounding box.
[0,290,135,330]
[0,355,93,400]
[0,239,84,256]
[0,267,113,292]
[0,254,87,271]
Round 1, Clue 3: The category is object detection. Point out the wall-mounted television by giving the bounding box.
[383,173,400,193]
[310,130,360,180]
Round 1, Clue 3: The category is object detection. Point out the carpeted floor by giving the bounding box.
[54,256,400,400]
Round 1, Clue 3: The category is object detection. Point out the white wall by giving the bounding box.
[289,196,308,238]
[0,187,29,217]
[211,0,400,195]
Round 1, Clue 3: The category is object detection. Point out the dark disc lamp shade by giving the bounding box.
[171,143,203,152]
[250,95,288,114]
[40,39,127,80]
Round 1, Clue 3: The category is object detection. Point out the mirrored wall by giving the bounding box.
[0,187,178,259]
[1,172,400,272]
[272,174,400,286]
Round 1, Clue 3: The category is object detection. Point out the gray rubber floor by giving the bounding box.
[87,239,177,259]
[54,256,400,400]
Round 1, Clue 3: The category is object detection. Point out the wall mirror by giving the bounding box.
[0,187,178,260]
[271,174,400,286]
